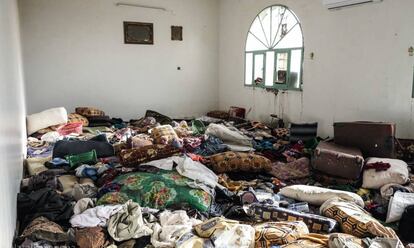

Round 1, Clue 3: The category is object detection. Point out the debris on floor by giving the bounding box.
[17,106,414,247]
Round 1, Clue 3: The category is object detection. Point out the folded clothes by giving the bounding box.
[53,134,114,158]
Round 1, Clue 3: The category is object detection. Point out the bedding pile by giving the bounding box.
[17,107,414,248]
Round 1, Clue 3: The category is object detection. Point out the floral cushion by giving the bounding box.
[119,144,180,167]
[97,170,212,212]
[209,152,272,173]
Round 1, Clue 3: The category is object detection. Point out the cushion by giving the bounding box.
[68,113,89,127]
[27,107,68,135]
[362,158,409,189]
[280,185,364,207]
[119,144,181,167]
[97,170,212,212]
[244,203,338,234]
[320,198,399,239]
[386,191,414,223]
[26,156,51,176]
[151,125,179,144]
[209,151,272,173]
[254,221,309,248]
[75,107,105,117]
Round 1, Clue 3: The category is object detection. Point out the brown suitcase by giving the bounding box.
[312,142,364,180]
[334,122,396,158]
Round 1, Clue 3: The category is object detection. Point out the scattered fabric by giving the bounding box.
[108,200,153,242]
[70,205,123,228]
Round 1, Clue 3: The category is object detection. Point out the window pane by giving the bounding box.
[246,33,267,52]
[290,49,302,88]
[254,54,264,84]
[275,52,288,84]
[249,18,268,48]
[270,6,285,46]
[265,51,275,86]
[245,53,253,85]
[276,24,303,49]
[258,7,272,46]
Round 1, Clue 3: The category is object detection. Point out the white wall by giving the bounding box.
[219,0,414,138]
[19,0,219,119]
[0,0,26,246]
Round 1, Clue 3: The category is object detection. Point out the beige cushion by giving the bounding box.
[362,158,409,189]
[26,156,51,176]
[280,185,364,207]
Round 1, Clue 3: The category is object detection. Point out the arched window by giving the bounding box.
[245,5,303,91]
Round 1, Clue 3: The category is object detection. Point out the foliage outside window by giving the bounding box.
[245,5,304,91]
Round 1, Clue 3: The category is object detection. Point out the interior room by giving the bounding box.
[2,0,414,247]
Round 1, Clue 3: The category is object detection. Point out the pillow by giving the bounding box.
[208,151,272,173]
[280,185,364,207]
[320,198,400,239]
[362,158,409,189]
[151,125,179,144]
[27,107,68,135]
[119,144,181,167]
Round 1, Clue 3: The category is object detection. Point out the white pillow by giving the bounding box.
[27,107,68,135]
[386,191,414,223]
[362,158,409,189]
[280,185,364,207]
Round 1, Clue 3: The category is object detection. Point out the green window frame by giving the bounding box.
[244,5,304,91]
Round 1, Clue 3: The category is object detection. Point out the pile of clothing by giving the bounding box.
[17,107,414,248]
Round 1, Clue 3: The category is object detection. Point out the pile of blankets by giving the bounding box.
[16,107,413,248]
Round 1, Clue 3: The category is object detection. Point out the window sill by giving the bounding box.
[244,84,303,92]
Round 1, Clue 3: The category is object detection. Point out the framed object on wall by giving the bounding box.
[171,26,183,41]
[124,22,153,44]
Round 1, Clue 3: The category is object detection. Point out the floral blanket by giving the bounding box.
[97,170,212,212]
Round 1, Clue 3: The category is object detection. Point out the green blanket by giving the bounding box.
[97,170,212,212]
